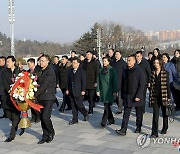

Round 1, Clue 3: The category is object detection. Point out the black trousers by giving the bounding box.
[86,89,95,112]
[142,85,148,113]
[69,95,87,122]
[39,100,55,140]
[5,109,21,138]
[0,95,6,116]
[121,106,143,131]
[101,103,114,126]
[151,96,168,136]
[60,88,71,110]
[31,108,40,121]
[116,91,123,112]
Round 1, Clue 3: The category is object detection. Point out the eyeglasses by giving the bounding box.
[39,60,47,63]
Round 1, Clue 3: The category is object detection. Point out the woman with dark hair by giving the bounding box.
[150,48,162,70]
[149,58,171,138]
[171,50,180,110]
[171,50,180,80]
[162,53,178,104]
[96,56,117,128]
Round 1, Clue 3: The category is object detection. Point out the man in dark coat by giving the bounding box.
[0,56,7,118]
[82,51,99,114]
[27,58,40,123]
[116,55,145,136]
[66,57,88,125]
[35,54,56,144]
[2,56,22,142]
[107,48,115,66]
[111,51,127,114]
[58,55,72,112]
[136,51,151,113]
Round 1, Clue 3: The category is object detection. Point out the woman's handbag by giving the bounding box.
[166,103,175,122]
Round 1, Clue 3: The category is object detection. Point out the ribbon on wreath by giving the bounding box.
[10,72,43,112]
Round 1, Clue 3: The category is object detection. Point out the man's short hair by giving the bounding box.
[128,54,136,60]
[71,50,76,54]
[7,56,16,63]
[115,51,122,54]
[72,56,80,63]
[41,54,51,61]
[27,58,35,64]
[54,56,59,59]
[136,51,143,55]
[62,55,68,59]
[0,56,6,61]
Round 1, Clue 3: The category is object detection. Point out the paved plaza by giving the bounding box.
[0,90,180,154]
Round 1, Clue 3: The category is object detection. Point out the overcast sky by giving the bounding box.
[0,0,180,43]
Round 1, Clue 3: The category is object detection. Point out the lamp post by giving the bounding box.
[8,0,15,56]
[97,27,102,63]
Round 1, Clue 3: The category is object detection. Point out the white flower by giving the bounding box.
[19,96,25,101]
[34,87,37,92]
[31,75,35,79]
[33,81,38,86]
[18,73,24,77]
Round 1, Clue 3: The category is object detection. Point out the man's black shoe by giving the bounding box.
[116,129,126,136]
[115,111,122,115]
[46,136,54,143]
[4,137,14,142]
[0,114,7,119]
[37,139,47,144]
[160,129,167,134]
[150,134,158,138]
[35,119,40,123]
[83,115,89,121]
[88,111,93,114]
[19,128,25,136]
[134,127,141,133]
[69,121,78,125]
[59,109,64,113]
[100,124,105,128]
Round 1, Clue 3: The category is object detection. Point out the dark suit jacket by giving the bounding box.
[137,58,151,85]
[1,67,20,109]
[35,65,56,101]
[123,65,145,107]
[67,67,86,97]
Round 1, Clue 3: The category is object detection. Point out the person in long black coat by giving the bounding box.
[136,51,151,113]
[82,51,99,114]
[35,55,56,144]
[66,57,88,125]
[58,55,72,112]
[0,56,7,118]
[1,56,23,142]
[116,55,145,136]
[111,51,127,114]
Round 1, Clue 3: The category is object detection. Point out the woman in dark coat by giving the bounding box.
[96,56,117,128]
[162,53,178,105]
[149,58,171,138]
[171,50,180,110]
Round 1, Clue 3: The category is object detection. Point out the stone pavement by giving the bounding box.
[0,90,180,154]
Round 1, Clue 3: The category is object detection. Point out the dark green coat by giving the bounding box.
[96,66,117,103]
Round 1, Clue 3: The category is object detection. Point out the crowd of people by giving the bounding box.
[0,48,179,144]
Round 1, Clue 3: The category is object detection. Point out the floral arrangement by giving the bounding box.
[10,72,38,102]
[9,71,43,112]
